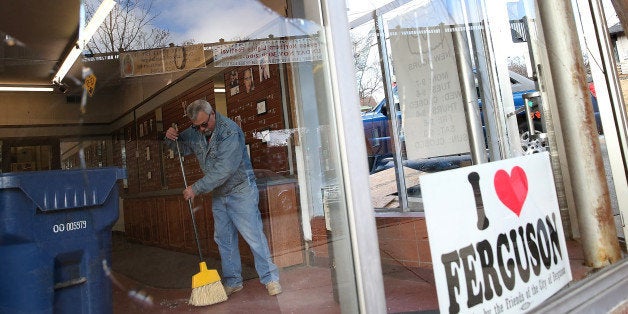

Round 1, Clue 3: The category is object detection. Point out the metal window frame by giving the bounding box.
[320,0,388,312]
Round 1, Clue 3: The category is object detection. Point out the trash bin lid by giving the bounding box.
[0,167,126,211]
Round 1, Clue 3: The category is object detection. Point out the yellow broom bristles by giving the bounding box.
[189,281,228,306]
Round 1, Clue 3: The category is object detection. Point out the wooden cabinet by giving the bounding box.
[122,179,304,268]
[118,71,305,268]
[223,65,291,174]
[123,193,218,258]
[156,198,169,245]
[258,179,304,268]
[164,195,185,249]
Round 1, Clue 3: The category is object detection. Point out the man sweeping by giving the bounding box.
[164,99,282,299]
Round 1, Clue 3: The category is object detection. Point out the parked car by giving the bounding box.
[588,78,603,134]
[362,71,600,172]
[361,88,398,172]
[503,71,544,154]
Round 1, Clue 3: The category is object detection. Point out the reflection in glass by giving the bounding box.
[355,0,546,211]
[9,145,51,172]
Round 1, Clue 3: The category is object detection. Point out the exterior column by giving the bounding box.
[536,0,622,267]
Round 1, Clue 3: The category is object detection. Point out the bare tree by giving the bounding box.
[610,0,628,36]
[352,27,383,108]
[85,0,171,57]
[507,55,528,77]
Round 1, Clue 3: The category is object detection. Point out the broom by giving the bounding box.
[175,136,228,306]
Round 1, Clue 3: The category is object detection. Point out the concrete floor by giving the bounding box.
[110,235,593,313]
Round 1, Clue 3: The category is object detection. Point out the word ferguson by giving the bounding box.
[440,213,563,313]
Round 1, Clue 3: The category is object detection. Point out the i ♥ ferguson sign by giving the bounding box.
[421,152,572,314]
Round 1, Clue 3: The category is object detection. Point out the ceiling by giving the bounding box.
[0,1,80,86]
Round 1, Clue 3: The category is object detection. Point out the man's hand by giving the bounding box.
[165,127,179,140]
[183,186,196,201]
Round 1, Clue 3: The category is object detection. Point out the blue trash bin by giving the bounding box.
[0,167,126,314]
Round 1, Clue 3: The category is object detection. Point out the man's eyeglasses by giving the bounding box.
[192,115,211,130]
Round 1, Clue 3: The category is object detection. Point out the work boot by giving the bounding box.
[266,281,282,296]
[224,285,243,296]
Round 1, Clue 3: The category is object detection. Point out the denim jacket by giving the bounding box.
[165,112,257,196]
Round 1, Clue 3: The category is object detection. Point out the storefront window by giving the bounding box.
[101,0,365,312]
[349,0,626,312]
[0,0,626,312]
[351,0,627,236]
[1,0,369,312]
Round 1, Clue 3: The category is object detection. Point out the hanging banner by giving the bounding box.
[389,26,470,159]
[120,44,206,78]
[421,152,572,314]
[212,37,322,67]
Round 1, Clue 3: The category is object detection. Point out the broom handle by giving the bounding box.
[175,137,205,262]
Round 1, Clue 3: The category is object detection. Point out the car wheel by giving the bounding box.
[520,122,547,154]
[519,121,549,155]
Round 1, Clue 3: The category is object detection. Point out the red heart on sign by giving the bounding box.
[494,166,528,216]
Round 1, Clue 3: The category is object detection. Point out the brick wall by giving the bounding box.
[310,216,433,268]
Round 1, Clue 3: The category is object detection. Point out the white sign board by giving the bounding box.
[389,27,470,159]
[212,37,322,67]
[422,152,572,313]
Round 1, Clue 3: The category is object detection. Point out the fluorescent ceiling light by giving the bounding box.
[52,47,83,84]
[214,88,226,93]
[0,86,54,92]
[81,0,117,44]
[52,0,116,84]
